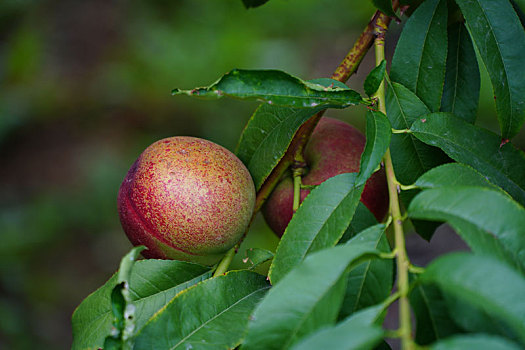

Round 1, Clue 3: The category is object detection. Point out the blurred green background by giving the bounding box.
[1,1,524,348]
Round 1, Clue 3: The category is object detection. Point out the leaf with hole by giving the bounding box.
[72,258,211,350]
[173,69,363,108]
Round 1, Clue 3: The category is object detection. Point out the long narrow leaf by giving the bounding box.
[431,334,521,350]
[386,82,447,185]
[243,243,380,350]
[390,0,448,112]
[72,259,211,350]
[411,113,525,206]
[269,173,364,285]
[455,0,525,138]
[408,186,525,271]
[173,69,363,108]
[134,270,269,350]
[339,225,393,318]
[421,253,525,345]
[357,110,391,186]
[441,22,480,123]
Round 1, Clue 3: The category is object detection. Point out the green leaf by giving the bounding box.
[448,217,521,272]
[268,173,364,285]
[415,165,519,269]
[240,248,274,270]
[445,293,521,343]
[390,0,448,112]
[72,259,211,350]
[414,163,500,190]
[289,325,383,350]
[408,186,525,272]
[134,270,269,350]
[410,113,525,206]
[364,60,387,97]
[511,0,525,29]
[386,82,448,185]
[420,253,525,345]
[357,110,391,186]
[173,69,363,108]
[236,104,324,190]
[242,243,380,350]
[291,302,389,350]
[441,22,480,123]
[242,0,269,9]
[235,79,342,190]
[339,203,378,243]
[339,225,393,318]
[103,247,146,349]
[409,277,461,345]
[431,334,522,350]
[454,0,525,139]
[372,0,398,17]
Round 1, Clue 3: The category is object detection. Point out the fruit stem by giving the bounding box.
[291,158,307,212]
[373,10,414,350]
[213,246,237,277]
[293,174,301,212]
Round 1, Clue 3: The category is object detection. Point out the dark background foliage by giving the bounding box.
[1,1,523,348]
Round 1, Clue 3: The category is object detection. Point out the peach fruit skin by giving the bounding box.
[117,136,256,265]
[262,117,389,237]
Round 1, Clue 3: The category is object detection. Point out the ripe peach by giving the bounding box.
[262,117,389,236]
[117,136,255,265]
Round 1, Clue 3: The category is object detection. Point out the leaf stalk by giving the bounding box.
[213,246,237,277]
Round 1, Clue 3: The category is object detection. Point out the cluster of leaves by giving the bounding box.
[72,0,525,349]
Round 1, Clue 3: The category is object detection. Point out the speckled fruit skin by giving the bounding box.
[262,117,389,237]
[117,136,256,265]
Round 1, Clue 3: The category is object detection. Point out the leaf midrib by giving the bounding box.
[412,128,525,202]
[171,286,270,350]
[351,233,385,313]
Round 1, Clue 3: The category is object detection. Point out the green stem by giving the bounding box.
[399,183,419,191]
[293,173,301,212]
[213,246,236,277]
[392,128,412,134]
[373,13,414,350]
[409,264,425,274]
